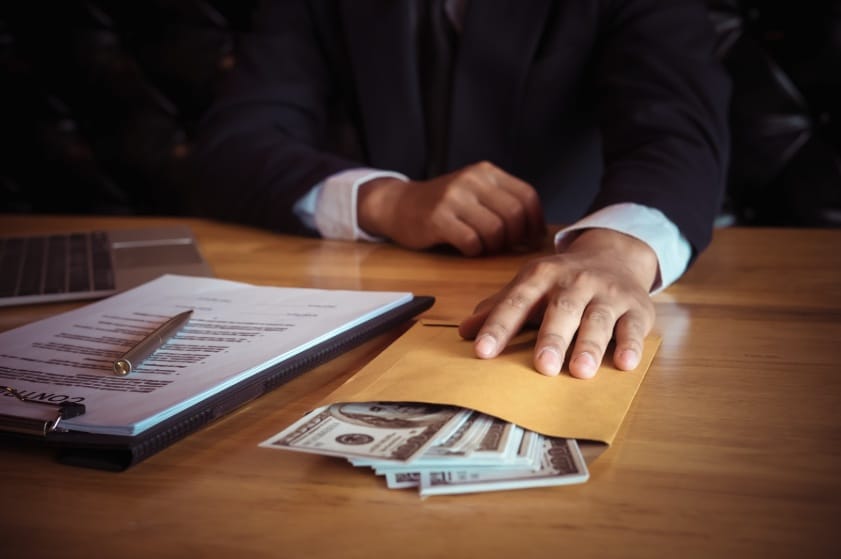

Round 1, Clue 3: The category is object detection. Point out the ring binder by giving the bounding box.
[0,386,86,437]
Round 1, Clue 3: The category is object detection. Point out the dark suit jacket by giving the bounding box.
[193,0,730,255]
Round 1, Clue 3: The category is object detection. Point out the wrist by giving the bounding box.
[566,228,659,291]
[357,177,406,238]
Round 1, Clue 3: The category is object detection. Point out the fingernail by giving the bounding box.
[476,334,497,358]
[536,347,562,376]
[572,352,597,378]
[618,349,639,370]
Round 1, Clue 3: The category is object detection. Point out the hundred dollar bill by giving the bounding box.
[385,471,421,490]
[370,416,527,475]
[259,402,469,462]
[378,427,543,489]
[417,436,589,496]
[347,410,476,468]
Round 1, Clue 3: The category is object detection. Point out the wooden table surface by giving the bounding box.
[1,215,839,559]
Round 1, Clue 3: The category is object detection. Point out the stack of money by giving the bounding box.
[260,402,589,496]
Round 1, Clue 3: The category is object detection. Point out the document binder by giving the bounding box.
[0,289,434,471]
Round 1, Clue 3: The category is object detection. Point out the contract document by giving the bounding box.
[0,274,415,436]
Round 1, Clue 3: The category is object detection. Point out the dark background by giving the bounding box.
[1,0,839,227]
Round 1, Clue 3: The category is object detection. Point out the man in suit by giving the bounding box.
[192,0,730,379]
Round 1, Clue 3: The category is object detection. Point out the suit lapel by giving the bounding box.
[340,0,426,178]
[449,0,552,170]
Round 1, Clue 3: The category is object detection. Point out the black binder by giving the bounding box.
[0,295,434,471]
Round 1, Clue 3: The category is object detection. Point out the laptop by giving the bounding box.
[0,225,213,307]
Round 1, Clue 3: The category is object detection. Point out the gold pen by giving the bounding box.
[112,310,193,376]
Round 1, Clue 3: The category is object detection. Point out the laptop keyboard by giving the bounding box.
[0,232,115,297]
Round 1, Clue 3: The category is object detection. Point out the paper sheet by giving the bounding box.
[0,275,412,435]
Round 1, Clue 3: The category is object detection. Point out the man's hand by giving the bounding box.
[458,228,658,378]
[357,161,546,256]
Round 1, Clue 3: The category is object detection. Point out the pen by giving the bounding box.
[112,309,193,376]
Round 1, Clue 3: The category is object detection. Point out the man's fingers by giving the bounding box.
[427,210,485,256]
[358,162,546,255]
[458,294,498,339]
[533,290,589,376]
[485,165,546,244]
[460,163,546,250]
[460,232,657,379]
[533,332,569,377]
[567,302,616,379]
[479,163,543,214]
[471,283,547,359]
[429,177,521,254]
[452,205,508,254]
[612,310,652,371]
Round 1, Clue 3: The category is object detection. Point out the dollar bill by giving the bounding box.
[385,471,421,490]
[369,415,529,475]
[259,402,469,462]
[379,427,543,488]
[261,402,589,495]
[417,436,589,496]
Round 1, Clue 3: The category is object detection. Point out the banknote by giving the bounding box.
[368,415,530,476]
[417,436,589,496]
[259,402,469,462]
[379,427,543,488]
[385,471,421,490]
[348,410,477,468]
[261,402,589,496]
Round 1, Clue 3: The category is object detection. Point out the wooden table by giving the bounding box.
[1,215,839,559]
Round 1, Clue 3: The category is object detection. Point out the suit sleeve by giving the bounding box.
[189,0,357,233]
[592,0,730,256]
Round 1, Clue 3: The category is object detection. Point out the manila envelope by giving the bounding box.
[319,321,661,462]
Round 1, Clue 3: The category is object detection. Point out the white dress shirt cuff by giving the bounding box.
[554,203,692,293]
[312,169,409,241]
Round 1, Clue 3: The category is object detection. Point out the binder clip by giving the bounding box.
[0,386,86,436]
